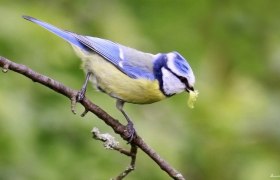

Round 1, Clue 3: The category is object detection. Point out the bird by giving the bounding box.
[23,15,197,142]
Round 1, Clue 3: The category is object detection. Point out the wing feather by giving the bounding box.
[71,33,156,80]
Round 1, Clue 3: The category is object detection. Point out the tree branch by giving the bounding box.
[0,56,186,180]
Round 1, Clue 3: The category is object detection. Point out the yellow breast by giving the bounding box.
[73,46,166,104]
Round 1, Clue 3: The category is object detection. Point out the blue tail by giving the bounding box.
[23,15,86,49]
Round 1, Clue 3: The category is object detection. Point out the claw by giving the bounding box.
[71,91,89,115]
[81,109,89,117]
[2,63,9,73]
[125,120,136,143]
[71,96,77,114]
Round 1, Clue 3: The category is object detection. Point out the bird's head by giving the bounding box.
[153,51,198,108]
[154,51,195,95]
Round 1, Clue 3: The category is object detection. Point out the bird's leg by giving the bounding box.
[116,100,136,143]
[77,72,92,102]
[71,72,92,114]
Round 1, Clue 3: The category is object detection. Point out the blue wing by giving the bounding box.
[69,33,156,80]
[23,16,156,80]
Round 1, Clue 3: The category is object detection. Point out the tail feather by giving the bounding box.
[22,15,86,49]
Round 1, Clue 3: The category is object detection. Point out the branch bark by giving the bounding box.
[0,56,186,180]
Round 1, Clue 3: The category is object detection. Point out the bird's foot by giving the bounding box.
[125,120,136,143]
[71,72,91,115]
[76,88,87,102]
[71,88,87,114]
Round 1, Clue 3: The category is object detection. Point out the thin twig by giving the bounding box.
[113,144,137,180]
[0,56,186,180]
[91,127,137,179]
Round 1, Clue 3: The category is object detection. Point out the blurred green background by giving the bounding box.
[1,0,280,179]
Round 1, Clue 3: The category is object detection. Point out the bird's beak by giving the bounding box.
[185,86,194,93]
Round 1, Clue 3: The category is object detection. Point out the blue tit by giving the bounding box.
[23,16,196,141]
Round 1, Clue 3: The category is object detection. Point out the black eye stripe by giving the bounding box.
[165,66,185,82]
[165,66,192,91]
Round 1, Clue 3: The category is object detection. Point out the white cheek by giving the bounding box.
[161,68,186,95]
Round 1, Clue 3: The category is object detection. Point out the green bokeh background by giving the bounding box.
[1,1,280,180]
